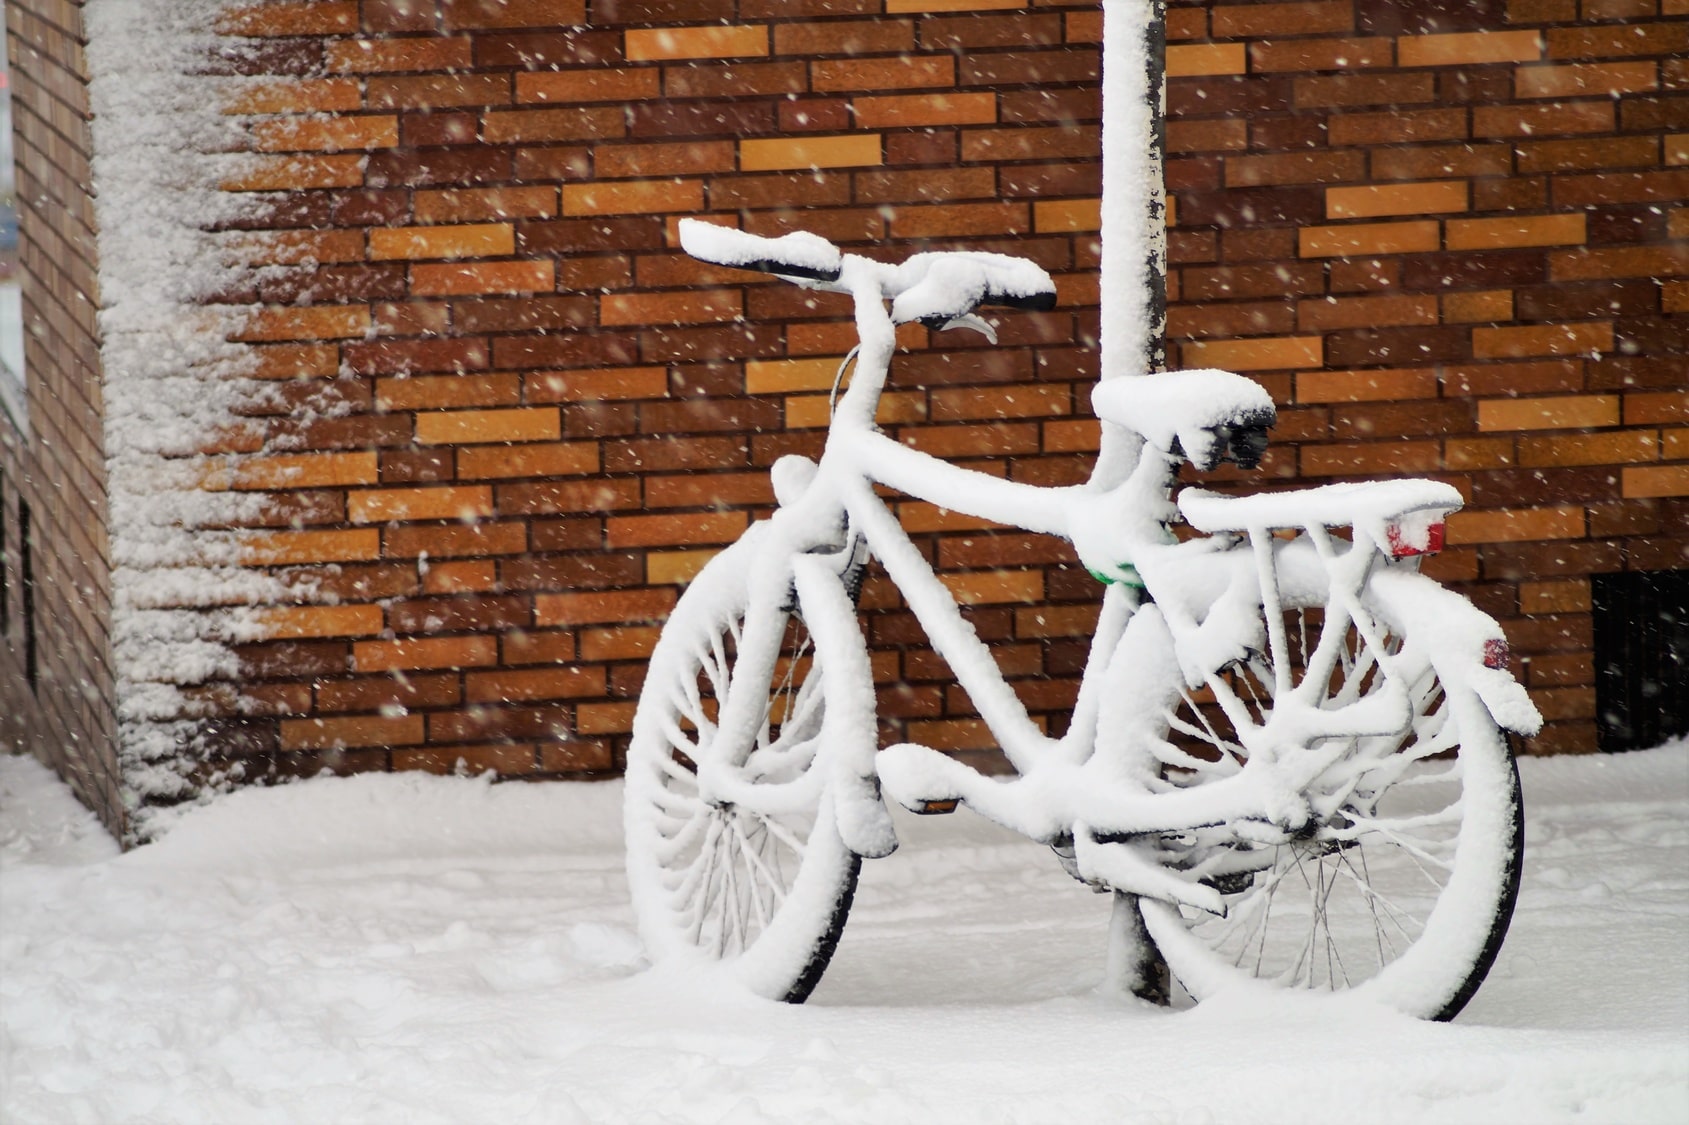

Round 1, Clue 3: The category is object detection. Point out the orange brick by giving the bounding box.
[236,305,370,342]
[1443,290,1514,323]
[1472,322,1614,359]
[248,344,339,380]
[1297,295,1438,332]
[786,391,925,429]
[1446,505,1584,545]
[219,2,357,36]
[412,260,555,296]
[1519,431,1660,467]
[562,180,703,216]
[415,408,561,445]
[600,289,741,327]
[325,37,472,73]
[223,78,362,115]
[227,229,365,268]
[1445,436,1517,470]
[1623,465,1689,498]
[1397,30,1542,68]
[1166,43,1247,77]
[376,373,521,411]
[535,589,678,627]
[1326,181,1467,219]
[1477,394,1622,431]
[349,485,495,523]
[458,442,598,479]
[740,134,881,171]
[385,523,527,559]
[890,202,1028,239]
[606,511,747,548]
[516,68,659,104]
[576,702,638,736]
[813,55,953,92]
[1167,119,1249,153]
[745,357,847,394]
[527,367,669,402]
[625,25,768,62]
[647,549,723,585]
[930,385,1070,422]
[241,529,382,565]
[1665,429,1689,459]
[1625,391,1689,425]
[1181,336,1323,371]
[466,667,605,704]
[1445,213,1586,251]
[1299,221,1440,258]
[281,713,425,751]
[1034,199,1101,233]
[211,451,379,491]
[422,560,499,595]
[1520,578,1592,615]
[853,92,996,128]
[595,140,736,178]
[1296,368,1439,403]
[394,745,539,776]
[579,626,660,662]
[413,186,558,223]
[1515,60,1659,99]
[369,74,513,110]
[223,154,364,192]
[370,223,514,260]
[261,604,385,640]
[940,569,1044,606]
[353,635,500,673]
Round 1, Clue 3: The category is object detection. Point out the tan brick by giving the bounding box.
[466,667,605,704]
[227,229,366,268]
[940,569,1044,606]
[281,714,425,752]
[1621,465,1689,498]
[647,549,723,586]
[1626,391,1689,425]
[527,368,669,403]
[376,373,521,412]
[1444,290,1515,323]
[1181,337,1324,372]
[385,523,526,559]
[740,134,881,172]
[223,154,365,192]
[422,560,500,595]
[625,25,769,62]
[349,485,495,523]
[535,589,678,627]
[1446,436,1517,470]
[1326,181,1467,220]
[1166,43,1248,77]
[1477,394,1622,431]
[1515,60,1659,99]
[223,78,363,115]
[210,451,379,491]
[458,442,598,479]
[1472,322,1614,359]
[1520,578,1592,615]
[1519,431,1659,467]
[1034,199,1101,233]
[607,511,747,548]
[219,2,358,36]
[413,260,555,296]
[261,604,385,640]
[576,702,638,736]
[853,92,996,129]
[370,224,515,261]
[562,180,703,216]
[415,408,561,445]
[241,529,382,565]
[236,305,371,342]
[1446,214,1586,251]
[414,186,558,224]
[1299,221,1441,258]
[1296,368,1439,403]
[353,635,500,673]
[1397,30,1542,68]
[1297,295,1438,332]
[579,626,660,662]
[745,357,848,394]
[249,344,340,380]
[1663,429,1689,459]
[600,289,741,327]
[1446,505,1584,545]
[516,68,660,104]
[326,37,473,74]
[786,391,926,429]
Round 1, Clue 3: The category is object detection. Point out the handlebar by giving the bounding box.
[678,219,1057,330]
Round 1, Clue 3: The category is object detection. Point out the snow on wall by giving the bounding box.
[84,0,287,840]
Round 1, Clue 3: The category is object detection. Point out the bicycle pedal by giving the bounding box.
[915,798,959,815]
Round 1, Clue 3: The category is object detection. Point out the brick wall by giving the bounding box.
[1161,0,1687,754]
[0,0,124,834]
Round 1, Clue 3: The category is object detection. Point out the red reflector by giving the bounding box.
[1482,639,1510,670]
[1386,520,1446,559]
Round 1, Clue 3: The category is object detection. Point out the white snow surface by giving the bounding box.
[4,744,1686,1124]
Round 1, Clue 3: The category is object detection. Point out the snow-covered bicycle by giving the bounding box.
[623,220,1539,1020]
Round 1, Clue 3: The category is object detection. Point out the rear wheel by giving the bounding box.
[624,538,859,1002]
[1136,555,1524,1021]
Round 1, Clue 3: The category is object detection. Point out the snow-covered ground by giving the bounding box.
[3,743,1685,1124]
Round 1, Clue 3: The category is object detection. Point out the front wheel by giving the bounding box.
[1134,562,1525,1021]
[624,536,860,1002]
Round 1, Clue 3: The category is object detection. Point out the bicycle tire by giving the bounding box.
[1131,559,1524,1021]
[624,536,860,1003]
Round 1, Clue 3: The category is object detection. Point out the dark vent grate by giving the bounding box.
[1593,570,1689,753]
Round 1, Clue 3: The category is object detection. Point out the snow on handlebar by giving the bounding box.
[679,219,843,282]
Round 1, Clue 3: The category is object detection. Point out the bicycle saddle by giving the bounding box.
[1091,369,1276,471]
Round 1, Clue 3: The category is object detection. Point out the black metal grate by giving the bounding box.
[1593,569,1689,753]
